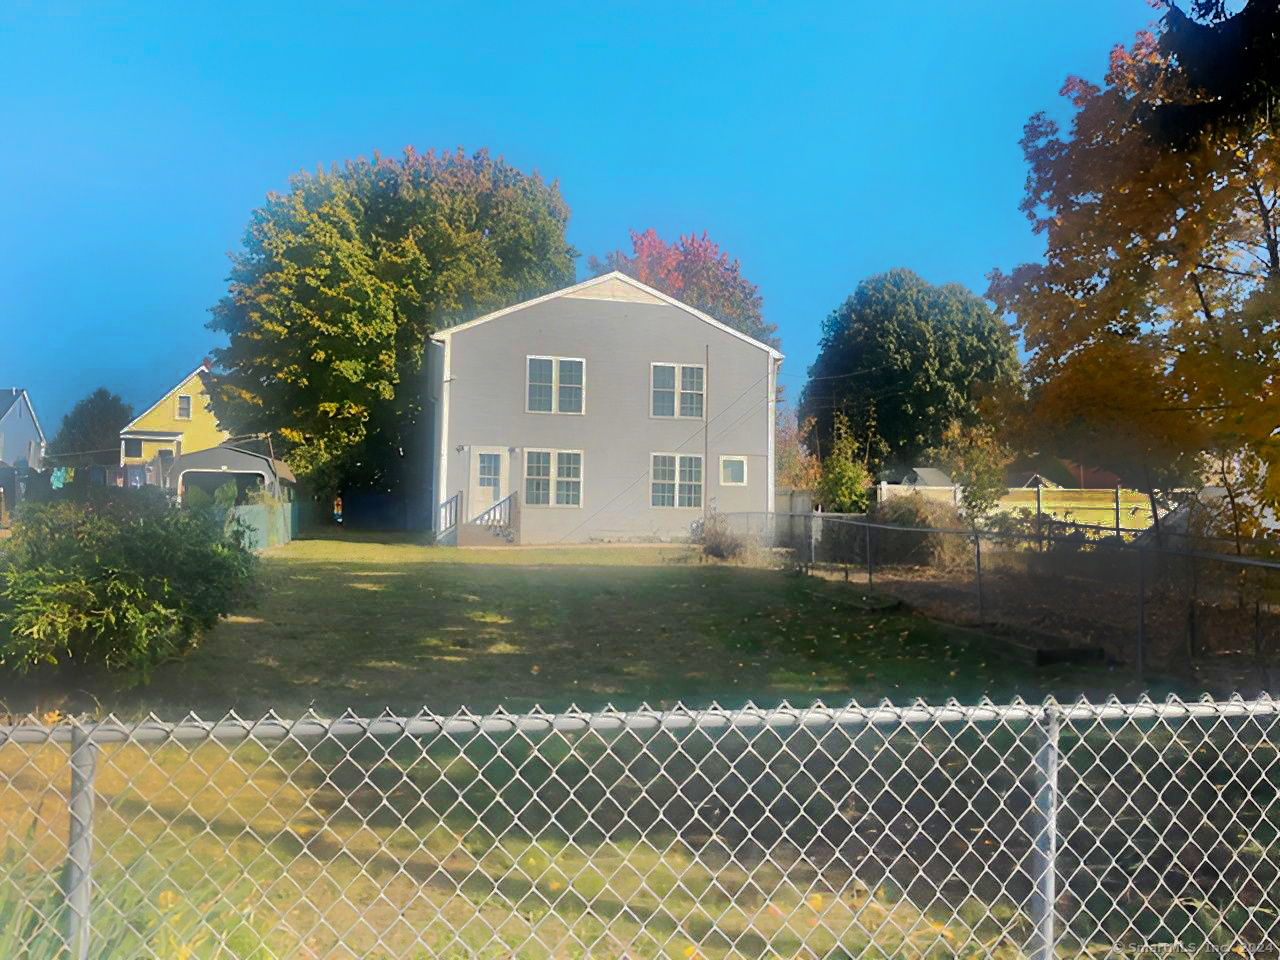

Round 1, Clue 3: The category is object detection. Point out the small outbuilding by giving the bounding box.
[174,443,296,504]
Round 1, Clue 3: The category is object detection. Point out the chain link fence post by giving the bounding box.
[1030,708,1060,960]
[974,531,984,621]
[1136,549,1146,686]
[62,725,97,960]
[867,522,874,589]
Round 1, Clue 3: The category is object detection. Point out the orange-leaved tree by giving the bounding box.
[988,22,1280,535]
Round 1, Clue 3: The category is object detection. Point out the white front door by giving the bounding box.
[469,447,507,518]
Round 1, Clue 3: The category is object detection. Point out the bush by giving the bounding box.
[700,514,747,561]
[868,493,971,570]
[0,488,256,680]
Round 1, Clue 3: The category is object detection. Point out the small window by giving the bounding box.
[652,453,702,508]
[652,363,705,418]
[555,452,582,505]
[558,360,584,414]
[525,450,552,505]
[720,456,747,486]
[176,395,193,419]
[527,357,585,414]
[478,452,501,491]
[651,454,676,507]
[123,438,143,459]
[678,455,703,507]
[652,365,676,417]
[680,366,704,418]
[527,359,554,413]
[526,449,583,507]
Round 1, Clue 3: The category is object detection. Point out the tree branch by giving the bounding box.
[1247,176,1280,276]
[1191,272,1216,325]
[1195,260,1265,281]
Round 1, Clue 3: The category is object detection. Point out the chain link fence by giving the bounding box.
[715,511,1280,683]
[3,697,1280,958]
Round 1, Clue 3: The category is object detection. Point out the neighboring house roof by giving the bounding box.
[1060,459,1122,489]
[903,467,953,486]
[432,271,785,360]
[1007,471,1061,489]
[120,362,212,434]
[0,388,47,446]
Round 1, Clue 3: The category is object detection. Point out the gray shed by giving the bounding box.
[902,466,953,487]
[173,443,295,502]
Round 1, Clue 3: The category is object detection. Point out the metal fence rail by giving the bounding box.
[3,696,1279,959]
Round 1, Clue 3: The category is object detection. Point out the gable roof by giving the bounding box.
[432,271,784,359]
[120,362,212,434]
[904,467,953,487]
[0,388,46,446]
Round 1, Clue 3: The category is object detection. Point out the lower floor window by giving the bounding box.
[652,453,702,508]
[526,449,583,507]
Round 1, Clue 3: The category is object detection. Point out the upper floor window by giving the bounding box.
[176,395,193,419]
[527,357,585,414]
[123,438,143,459]
[651,363,704,418]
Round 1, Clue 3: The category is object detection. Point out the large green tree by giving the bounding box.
[209,148,576,498]
[589,229,779,348]
[799,269,1020,475]
[47,388,134,466]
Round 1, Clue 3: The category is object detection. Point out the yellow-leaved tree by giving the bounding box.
[988,23,1280,542]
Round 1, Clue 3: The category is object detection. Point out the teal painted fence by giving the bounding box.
[226,501,300,551]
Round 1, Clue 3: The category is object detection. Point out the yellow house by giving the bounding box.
[120,362,230,487]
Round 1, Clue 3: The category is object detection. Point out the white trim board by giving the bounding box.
[121,363,211,433]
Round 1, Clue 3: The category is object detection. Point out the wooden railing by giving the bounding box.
[438,492,461,533]
[472,493,513,528]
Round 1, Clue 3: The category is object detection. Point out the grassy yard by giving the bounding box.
[0,535,1205,959]
[4,532,1160,721]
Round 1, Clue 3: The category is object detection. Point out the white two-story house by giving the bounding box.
[426,272,782,545]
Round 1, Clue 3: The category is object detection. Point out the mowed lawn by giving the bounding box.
[5,533,1148,720]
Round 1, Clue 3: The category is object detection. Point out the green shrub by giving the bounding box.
[0,488,256,680]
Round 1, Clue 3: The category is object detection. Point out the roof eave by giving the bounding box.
[433,271,784,360]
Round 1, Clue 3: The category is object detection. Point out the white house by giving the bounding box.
[425,272,782,544]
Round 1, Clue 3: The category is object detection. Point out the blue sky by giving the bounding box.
[1,1,1159,430]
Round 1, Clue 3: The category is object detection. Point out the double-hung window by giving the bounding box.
[651,363,704,418]
[651,453,702,508]
[526,449,583,507]
[527,357,585,414]
[176,394,193,419]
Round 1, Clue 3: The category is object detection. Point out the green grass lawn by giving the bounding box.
[0,535,1206,958]
[4,532,1160,721]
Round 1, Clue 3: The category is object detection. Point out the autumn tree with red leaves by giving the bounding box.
[590,229,779,348]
